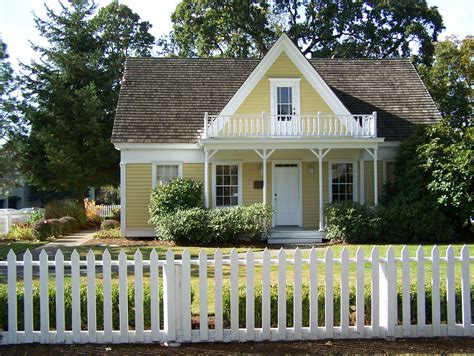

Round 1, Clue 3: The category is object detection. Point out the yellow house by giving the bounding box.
[112,34,441,243]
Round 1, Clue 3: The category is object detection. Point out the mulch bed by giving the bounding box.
[0,337,473,355]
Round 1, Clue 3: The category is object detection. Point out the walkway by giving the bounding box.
[31,229,97,258]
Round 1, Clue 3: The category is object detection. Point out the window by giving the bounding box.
[215,164,239,207]
[277,86,293,121]
[331,163,354,202]
[156,164,179,185]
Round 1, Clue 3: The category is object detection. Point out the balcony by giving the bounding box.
[202,112,377,139]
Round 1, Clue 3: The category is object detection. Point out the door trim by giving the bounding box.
[271,160,303,227]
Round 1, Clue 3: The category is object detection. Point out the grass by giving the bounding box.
[0,240,47,259]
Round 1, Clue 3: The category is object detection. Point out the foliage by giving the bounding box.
[95,185,120,205]
[222,282,465,328]
[152,204,273,245]
[0,281,194,331]
[44,199,86,226]
[100,219,120,230]
[418,36,473,129]
[0,141,23,196]
[3,225,34,241]
[28,209,44,225]
[31,220,54,241]
[84,199,101,225]
[59,216,80,235]
[149,178,203,220]
[380,125,456,243]
[325,202,380,243]
[18,0,155,198]
[160,0,443,65]
[94,227,122,239]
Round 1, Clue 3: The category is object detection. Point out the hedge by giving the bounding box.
[31,217,80,241]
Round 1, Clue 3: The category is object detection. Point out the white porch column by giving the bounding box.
[120,162,126,236]
[359,160,365,205]
[373,148,378,205]
[204,150,209,209]
[262,149,267,204]
[318,149,324,231]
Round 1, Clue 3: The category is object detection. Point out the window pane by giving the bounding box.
[216,176,223,185]
[230,165,238,175]
[215,164,239,207]
[216,197,223,206]
[331,163,353,202]
[223,165,230,175]
[216,165,223,175]
[157,165,179,186]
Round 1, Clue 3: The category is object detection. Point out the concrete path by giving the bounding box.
[31,229,97,258]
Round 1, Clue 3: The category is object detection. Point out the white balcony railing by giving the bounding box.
[202,112,377,139]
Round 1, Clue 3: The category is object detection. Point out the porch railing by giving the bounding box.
[202,112,377,139]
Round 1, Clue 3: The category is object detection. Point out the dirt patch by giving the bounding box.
[0,337,473,355]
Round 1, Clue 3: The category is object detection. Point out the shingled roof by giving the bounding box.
[112,57,441,143]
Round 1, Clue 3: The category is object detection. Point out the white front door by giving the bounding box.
[273,163,300,226]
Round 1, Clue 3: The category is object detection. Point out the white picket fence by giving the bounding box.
[96,204,120,218]
[0,245,472,345]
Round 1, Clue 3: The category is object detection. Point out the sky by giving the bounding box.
[0,0,473,71]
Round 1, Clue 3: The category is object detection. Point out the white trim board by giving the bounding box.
[217,33,352,118]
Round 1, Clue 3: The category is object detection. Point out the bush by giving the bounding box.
[0,281,196,331]
[28,209,44,225]
[222,283,467,329]
[48,218,63,237]
[59,216,79,235]
[94,227,122,239]
[4,225,34,241]
[101,219,120,230]
[31,220,53,241]
[325,202,380,243]
[45,199,86,226]
[84,199,101,225]
[149,178,203,222]
[157,208,210,244]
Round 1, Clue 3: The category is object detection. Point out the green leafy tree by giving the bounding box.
[160,0,443,64]
[20,0,154,199]
[418,36,473,129]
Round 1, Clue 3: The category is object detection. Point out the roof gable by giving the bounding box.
[220,33,351,117]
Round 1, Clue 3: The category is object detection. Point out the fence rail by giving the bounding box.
[96,204,120,218]
[0,211,37,235]
[0,245,472,345]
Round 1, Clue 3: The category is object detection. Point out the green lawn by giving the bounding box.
[0,240,47,259]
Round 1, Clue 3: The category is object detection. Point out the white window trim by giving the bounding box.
[212,161,243,208]
[151,162,183,189]
[328,160,358,203]
[269,78,301,116]
[271,160,303,227]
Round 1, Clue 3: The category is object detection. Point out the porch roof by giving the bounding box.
[112,58,441,144]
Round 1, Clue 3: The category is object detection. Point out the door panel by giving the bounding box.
[274,165,299,226]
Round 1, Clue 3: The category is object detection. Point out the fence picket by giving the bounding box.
[446,245,455,335]
[149,249,160,342]
[87,250,97,343]
[23,250,33,343]
[39,250,49,344]
[293,248,302,340]
[246,250,255,341]
[71,250,81,343]
[262,248,271,340]
[134,249,144,342]
[53,250,65,343]
[230,249,239,341]
[386,246,396,337]
[198,249,208,341]
[371,247,379,337]
[214,249,223,341]
[181,249,192,342]
[340,248,349,338]
[416,246,426,336]
[278,248,286,340]
[325,248,334,338]
[355,247,364,336]
[102,249,113,343]
[7,250,17,344]
[164,249,176,342]
[119,250,129,343]
[309,248,318,339]
[431,246,440,337]
[460,245,471,336]
[401,246,411,337]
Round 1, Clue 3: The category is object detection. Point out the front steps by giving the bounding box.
[268,228,327,244]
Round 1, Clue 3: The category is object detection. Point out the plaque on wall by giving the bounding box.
[254,180,264,189]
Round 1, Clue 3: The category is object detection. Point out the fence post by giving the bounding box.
[379,246,396,337]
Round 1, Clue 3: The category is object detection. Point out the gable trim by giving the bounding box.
[218,34,352,117]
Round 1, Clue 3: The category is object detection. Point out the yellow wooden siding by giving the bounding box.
[234,52,334,116]
[182,163,212,205]
[364,161,383,205]
[241,162,272,206]
[302,162,317,228]
[126,164,152,229]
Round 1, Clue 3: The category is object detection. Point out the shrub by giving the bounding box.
[45,199,86,226]
[325,201,380,243]
[84,199,101,225]
[31,220,53,241]
[59,216,79,235]
[4,225,34,240]
[149,178,203,223]
[94,227,122,239]
[0,281,196,331]
[157,208,210,244]
[101,219,120,230]
[48,218,63,237]
[28,209,44,225]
